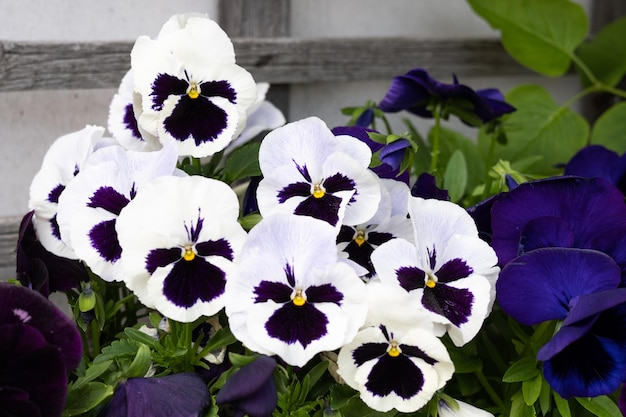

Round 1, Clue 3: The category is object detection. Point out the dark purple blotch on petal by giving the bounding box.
[254,281,292,304]
[48,184,65,204]
[145,247,181,274]
[306,283,343,305]
[162,257,227,308]
[196,238,233,261]
[89,219,122,263]
[215,355,278,417]
[436,258,473,283]
[277,182,310,203]
[295,161,312,182]
[265,302,328,347]
[396,266,426,292]
[98,373,210,417]
[88,186,130,215]
[323,173,356,195]
[123,103,143,141]
[184,213,204,243]
[50,215,62,240]
[294,193,343,226]
[352,342,388,366]
[422,284,474,327]
[365,353,424,400]
[411,173,449,201]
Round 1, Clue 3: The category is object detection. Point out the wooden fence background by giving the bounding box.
[0,0,623,275]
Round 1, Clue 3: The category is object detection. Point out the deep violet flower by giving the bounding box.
[378,68,515,126]
[410,172,450,201]
[16,211,89,296]
[497,248,626,398]
[565,145,626,194]
[0,282,83,417]
[215,355,277,417]
[332,125,410,184]
[98,373,210,417]
[489,177,626,270]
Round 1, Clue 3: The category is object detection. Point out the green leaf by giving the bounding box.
[538,376,552,415]
[443,150,468,202]
[480,84,589,175]
[553,391,571,417]
[511,390,536,417]
[577,16,626,87]
[522,374,542,406]
[576,396,622,417]
[62,382,114,416]
[239,212,263,231]
[228,352,259,368]
[467,0,588,77]
[71,360,113,390]
[503,356,539,382]
[222,141,261,183]
[124,327,161,350]
[590,101,626,153]
[124,343,152,378]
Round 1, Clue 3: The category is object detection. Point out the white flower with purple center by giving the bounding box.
[131,13,257,158]
[337,322,454,413]
[257,117,381,228]
[226,214,368,367]
[56,140,180,282]
[28,125,106,259]
[108,70,160,152]
[116,175,247,322]
[337,178,413,277]
[372,196,499,346]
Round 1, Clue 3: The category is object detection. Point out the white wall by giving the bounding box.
[0,0,591,220]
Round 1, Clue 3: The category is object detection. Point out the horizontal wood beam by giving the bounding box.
[0,216,20,270]
[0,37,529,92]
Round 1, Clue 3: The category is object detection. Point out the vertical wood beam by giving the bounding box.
[219,0,291,119]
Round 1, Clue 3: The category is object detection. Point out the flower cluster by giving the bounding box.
[4,3,626,417]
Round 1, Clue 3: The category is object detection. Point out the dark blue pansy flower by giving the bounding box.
[226,214,367,367]
[565,145,626,194]
[410,172,450,201]
[17,211,89,296]
[116,175,247,323]
[337,324,453,413]
[215,355,277,417]
[0,282,83,417]
[332,126,410,184]
[378,68,515,126]
[489,177,626,269]
[257,118,381,229]
[98,373,210,417]
[497,247,626,398]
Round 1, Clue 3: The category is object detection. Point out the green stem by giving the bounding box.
[481,129,498,199]
[475,369,505,411]
[90,320,101,357]
[601,85,626,100]
[429,105,442,174]
[381,115,393,136]
[569,53,599,87]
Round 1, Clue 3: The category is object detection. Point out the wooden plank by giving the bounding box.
[0,216,20,269]
[0,38,528,93]
[219,0,291,118]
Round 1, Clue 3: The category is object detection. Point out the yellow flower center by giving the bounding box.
[183,245,195,261]
[292,289,306,306]
[354,230,366,247]
[388,342,401,357]
[187,83,200,99]
[425,272,437,288]
[312,183,325,199]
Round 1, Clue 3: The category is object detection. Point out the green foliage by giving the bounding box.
[590,101,626,153]
[467,0,588,77]
[577,16,626,87]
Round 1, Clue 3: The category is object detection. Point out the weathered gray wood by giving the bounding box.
[219,0,291,119]
[0,216,20,269]
[0,38,528,93]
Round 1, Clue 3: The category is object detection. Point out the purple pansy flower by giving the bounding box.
[16,211,89,296]
[411,172,450,201]
[98,373,210,417]
[0,282,82,417]
[332,125,410,184]
[565,145,626,194]
[226,214,368,367]
[372,196,499,346]
[131,14,257,158]
[215,355,277,417]
[497,247,626,398]
[116,175,247,322]
[378,68,515,126]
[257,117,381,228]
[489,177,626,273]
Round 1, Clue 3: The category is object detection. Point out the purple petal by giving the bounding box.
[0,282,83,370]
[379,139,411,171]
[100,373,210,417]
[619,384,626,416]
[0,324,68,417]
[294,194,343,226]
[364,353,424,399]
[306,283,343,305]
[162,257,226,308]
[195,238,233,261]
[277,182,310,203]
[396,266,426,292]
[265,302,328,347]
[146,247,181,274]
[497,248,621,325]
[379,69,432,114]
[519,217,575,253]
[254,281,292,303]
[564,145,619,182]
[422,284,474,327]
[436,258,473,283]
[490,177,626,265]
[411,173,449,201]
[87,186,130,215]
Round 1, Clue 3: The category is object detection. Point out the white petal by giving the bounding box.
[438,398,495,417]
